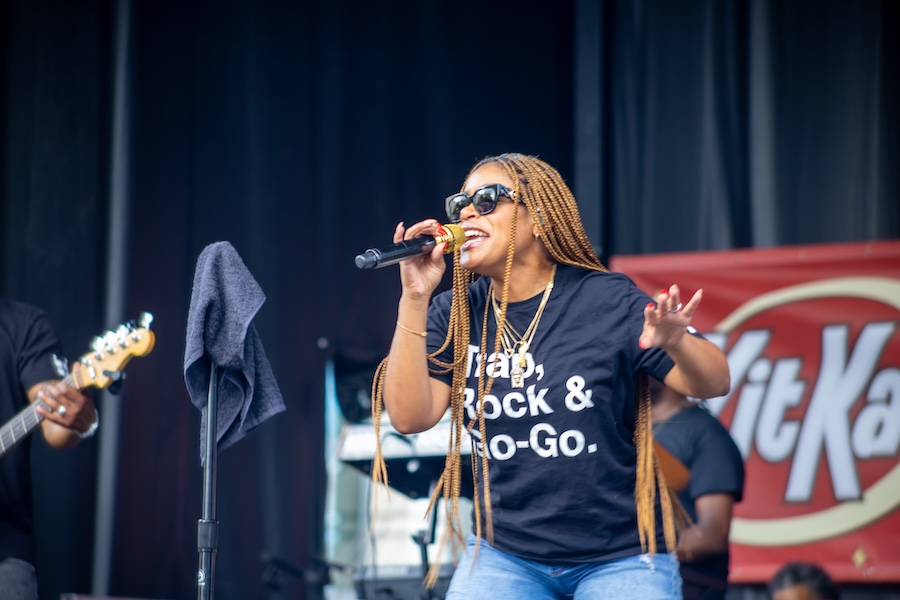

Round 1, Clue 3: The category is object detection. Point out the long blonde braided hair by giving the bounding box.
[370,153,676,580]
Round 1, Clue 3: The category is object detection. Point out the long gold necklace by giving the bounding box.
[491,264,556,388]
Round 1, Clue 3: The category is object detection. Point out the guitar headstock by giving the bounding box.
[75,312,156,390]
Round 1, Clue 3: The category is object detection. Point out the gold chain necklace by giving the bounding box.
[491,264,557,388]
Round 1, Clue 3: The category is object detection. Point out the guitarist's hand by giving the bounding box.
[32,363,98,448]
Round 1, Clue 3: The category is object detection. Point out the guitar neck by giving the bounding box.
[0,313,155,462]
[0,373,80,459]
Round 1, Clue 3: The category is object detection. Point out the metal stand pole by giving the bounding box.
[411,481,440,600]
[198,365,219,600]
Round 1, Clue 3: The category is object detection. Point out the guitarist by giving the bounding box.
[650,378,745,600]
[0,297,98,600]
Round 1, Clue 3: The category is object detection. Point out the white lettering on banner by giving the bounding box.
[687,275,900,546]
[705,330,770,420]
[787,322,897,501]
[707,321,898,502]
[731,353,772,459]
[755,358,805,462]
[852,368,900,458]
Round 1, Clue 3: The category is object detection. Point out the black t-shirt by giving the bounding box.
[426,264,676,564]
[653,404,745,596]
[0,298,64,563]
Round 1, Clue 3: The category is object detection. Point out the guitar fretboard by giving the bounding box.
[0,374,79,457]
[0,402,44,454]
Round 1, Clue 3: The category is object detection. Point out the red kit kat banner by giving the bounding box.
[610,241,900,584]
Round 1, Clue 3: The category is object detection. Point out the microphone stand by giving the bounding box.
[198,365,219,599]
[411,480,441,600]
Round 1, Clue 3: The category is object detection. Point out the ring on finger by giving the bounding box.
[57,405,67,417]
[668,302,683,314]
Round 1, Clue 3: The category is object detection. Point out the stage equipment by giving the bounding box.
[353,563,454,600]
[337,419,473,500]
[333,354,380,424]
[339,419,473,599]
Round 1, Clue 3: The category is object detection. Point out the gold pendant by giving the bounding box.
[511,365,524,388]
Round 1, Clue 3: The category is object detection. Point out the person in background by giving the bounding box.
[370,152,730,599]
[769,561,840,600]
[0,297,99,600]
[650,379,745,599]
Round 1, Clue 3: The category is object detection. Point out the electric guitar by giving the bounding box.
[0,312,155,459]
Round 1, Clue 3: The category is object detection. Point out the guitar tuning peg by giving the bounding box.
[138,312,154,329]
[90,336,105,353]
[103,331,119,352]
[116,325,130,346]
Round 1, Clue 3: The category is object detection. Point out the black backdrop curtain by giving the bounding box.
[1,1,896,599]
[574,0,897,260]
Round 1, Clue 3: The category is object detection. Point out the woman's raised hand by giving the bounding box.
[639,284,702,350]
[395,219,451,299]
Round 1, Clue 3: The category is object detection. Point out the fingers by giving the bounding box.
[402,218,442,241]
[35,381,89,426]
[682,288,703,317]
[398,219,449,264]
[639,284,702,351]
[654,285,703,316]
[394,219,448,297]
[396,219,447,254]
[655,285,681,315]
[35,384,68,422]
[638,327,653,350]
[393,221,405,243]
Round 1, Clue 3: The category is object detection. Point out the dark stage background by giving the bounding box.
[1,1,897,599]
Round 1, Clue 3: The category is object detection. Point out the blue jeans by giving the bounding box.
[0,558,38,600]
[446,536,682,600]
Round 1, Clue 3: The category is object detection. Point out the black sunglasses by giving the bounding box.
[444,183,519,223]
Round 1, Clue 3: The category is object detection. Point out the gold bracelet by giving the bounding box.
[397,321,427,337]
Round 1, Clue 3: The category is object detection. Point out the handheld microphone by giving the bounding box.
[355,223,465,269]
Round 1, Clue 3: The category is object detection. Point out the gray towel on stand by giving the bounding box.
[184,241,286,463]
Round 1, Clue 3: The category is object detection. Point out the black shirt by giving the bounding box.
[427,265,676,563]
[0,298,64,563]
[653,404,745,598]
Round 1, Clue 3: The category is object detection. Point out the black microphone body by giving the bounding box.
[355,224,465,269]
